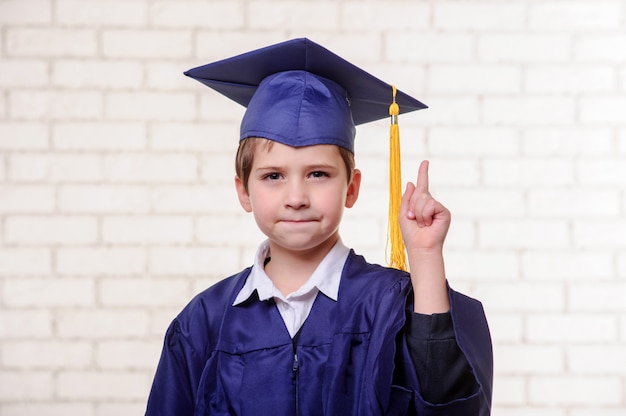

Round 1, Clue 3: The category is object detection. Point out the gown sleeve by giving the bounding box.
[145,320,205,416]
[391,286,493,416]
[405,312,478,403]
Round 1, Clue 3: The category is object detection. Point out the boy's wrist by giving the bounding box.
[408,247,449,314]
[406,246,444,261]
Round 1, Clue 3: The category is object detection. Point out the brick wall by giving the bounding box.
[1,0,625,414]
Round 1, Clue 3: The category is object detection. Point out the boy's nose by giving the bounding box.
[285,180,309,209]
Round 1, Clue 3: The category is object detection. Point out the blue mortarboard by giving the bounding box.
[184,38,427,153]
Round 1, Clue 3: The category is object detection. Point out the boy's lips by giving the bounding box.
[279,218,317,223]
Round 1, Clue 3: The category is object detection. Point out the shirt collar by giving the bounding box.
[233,238,349,305]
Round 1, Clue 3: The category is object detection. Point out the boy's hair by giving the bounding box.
[235,137,355,193]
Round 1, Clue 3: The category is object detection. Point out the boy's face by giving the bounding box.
[235,141,361,255]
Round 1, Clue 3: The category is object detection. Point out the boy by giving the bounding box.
[146,38,492,415]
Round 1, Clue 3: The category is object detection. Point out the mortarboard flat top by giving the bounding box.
[184,38,427,152]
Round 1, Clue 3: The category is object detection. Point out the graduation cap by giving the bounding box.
[185,38,427,271]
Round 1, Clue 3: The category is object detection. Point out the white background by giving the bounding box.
[1,0,625,415]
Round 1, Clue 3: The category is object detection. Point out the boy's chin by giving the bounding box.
[268,234,339,255]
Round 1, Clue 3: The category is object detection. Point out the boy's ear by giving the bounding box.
[345,169,361,208]
[234,176,253,212]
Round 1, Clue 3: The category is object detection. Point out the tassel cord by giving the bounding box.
[387,85,408,271]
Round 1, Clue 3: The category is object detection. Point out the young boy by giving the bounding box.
[146,38,492,416]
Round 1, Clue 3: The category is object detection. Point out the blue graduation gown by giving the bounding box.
[146,251,492,415]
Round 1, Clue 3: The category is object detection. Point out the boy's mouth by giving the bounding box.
[280,218,317,224]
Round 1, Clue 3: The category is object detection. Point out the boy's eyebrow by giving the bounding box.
[305,163,338,170]
[254,163,338,171]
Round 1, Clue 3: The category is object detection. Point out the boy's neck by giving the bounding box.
[264,234,339,296]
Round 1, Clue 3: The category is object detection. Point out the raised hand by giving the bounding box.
[399,160,451,314]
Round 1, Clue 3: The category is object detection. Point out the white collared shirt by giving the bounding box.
[233,239,350,338]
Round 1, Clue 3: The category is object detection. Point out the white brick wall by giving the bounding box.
[1,0,625,414]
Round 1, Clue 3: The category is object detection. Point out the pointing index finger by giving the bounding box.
[416,160,430,193]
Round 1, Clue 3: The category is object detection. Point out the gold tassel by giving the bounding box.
[387,85,408,271]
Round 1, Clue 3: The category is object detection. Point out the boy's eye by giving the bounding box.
[310,171,328,178]
[264,172,282,180]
